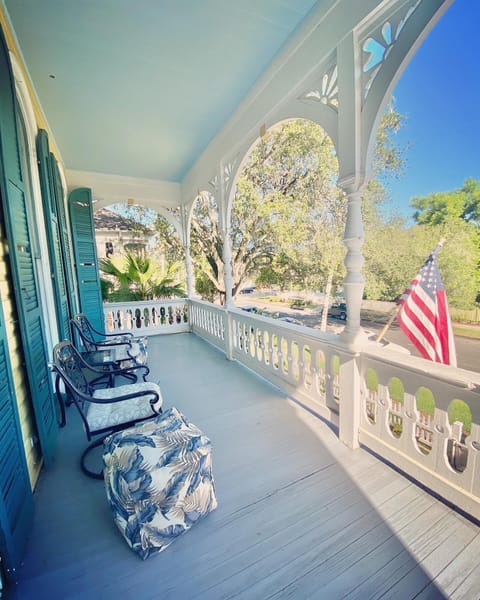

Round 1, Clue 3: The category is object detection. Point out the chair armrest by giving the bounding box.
[91,381,163,417]
[87,382,163,434]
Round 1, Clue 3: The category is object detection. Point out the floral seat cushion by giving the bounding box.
[88,382,163,431]
[103,407,218,559]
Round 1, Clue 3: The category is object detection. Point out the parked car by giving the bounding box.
[240,286,256,294]
[278,316,303,326]
[327,302,347,320]
[240,305,259,313]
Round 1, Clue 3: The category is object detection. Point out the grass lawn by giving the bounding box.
[453,324,480,339]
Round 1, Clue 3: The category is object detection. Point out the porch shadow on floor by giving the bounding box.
[11,333,480,599]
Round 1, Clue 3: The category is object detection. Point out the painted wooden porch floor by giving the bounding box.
[12,333,480,600]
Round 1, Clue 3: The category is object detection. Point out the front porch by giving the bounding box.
[12,332,480,599]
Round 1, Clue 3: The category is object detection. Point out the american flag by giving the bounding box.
[397,243,457,367]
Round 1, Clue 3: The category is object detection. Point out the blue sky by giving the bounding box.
[386,0,480,220]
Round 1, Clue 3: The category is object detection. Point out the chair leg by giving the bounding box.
[80,438,107,480]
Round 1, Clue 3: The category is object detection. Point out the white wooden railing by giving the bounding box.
[104,300,190,336]
[189,299,227,351]
[189,298,480,520]
[104,298,480,520]
[358,346,480,520]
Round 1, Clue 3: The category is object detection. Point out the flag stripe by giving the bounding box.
[399,308,439,362]
[403,293,438,344]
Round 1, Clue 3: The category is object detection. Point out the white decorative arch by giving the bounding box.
[223,116,339,226]
[181,0,454,341]
[359,0,452,180]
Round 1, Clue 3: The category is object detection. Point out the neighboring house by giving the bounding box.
[94,207,155,259]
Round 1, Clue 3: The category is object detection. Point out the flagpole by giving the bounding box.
[375,306,399,343]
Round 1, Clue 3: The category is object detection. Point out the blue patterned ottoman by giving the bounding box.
[103,407,218,559]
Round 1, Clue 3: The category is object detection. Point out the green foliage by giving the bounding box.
[188,119,346,302]
[412,179,480,226]
[390,423,403,436]
[364,214,480,308]
[366,368,379,391]
[416,387,435,416]
[153,214,185,265]
[188,104,408,305]
[406,179,480,308]
[189,194,226,302]
[389,377,404,403]
[370,101,408,186]
[332,355,340,376]
[194,267,218,303]
[100,251,186,301]
[448,399,472,434]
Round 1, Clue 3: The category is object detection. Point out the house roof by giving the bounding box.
[93,208,151,233]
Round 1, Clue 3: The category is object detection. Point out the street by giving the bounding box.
[235,296,480,373]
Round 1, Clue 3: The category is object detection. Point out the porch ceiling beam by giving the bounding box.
[65,169,181,212]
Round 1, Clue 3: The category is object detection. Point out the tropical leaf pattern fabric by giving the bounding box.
[103,407,217,559]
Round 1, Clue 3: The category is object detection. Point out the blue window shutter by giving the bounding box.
[0,299,34,578]
[68,187,104,331]
[0,26,39,579]
[0,27,57,470]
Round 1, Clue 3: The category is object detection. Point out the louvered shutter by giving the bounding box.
[68,187,104,331]
[51,158,78,319]
[0,301,33,579]
[36,129,70,340]
[0,29,57,469]
[0,26,41,578]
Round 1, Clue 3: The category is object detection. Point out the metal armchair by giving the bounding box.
[70,313,148,382]
[70,312,134,351]
[51,340,163,479]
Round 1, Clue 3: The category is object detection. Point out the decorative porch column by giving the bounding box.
[222,225,234,309]
[181,205,195,299]
[338,179,367,347]
[212,163,236,359]
[221,224,234,360]
[335,179,367,450]
[184,243,195,298]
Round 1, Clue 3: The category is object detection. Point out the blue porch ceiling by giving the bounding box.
[5,0,319,182]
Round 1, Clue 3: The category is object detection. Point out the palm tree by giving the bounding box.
[100,251,186,301]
